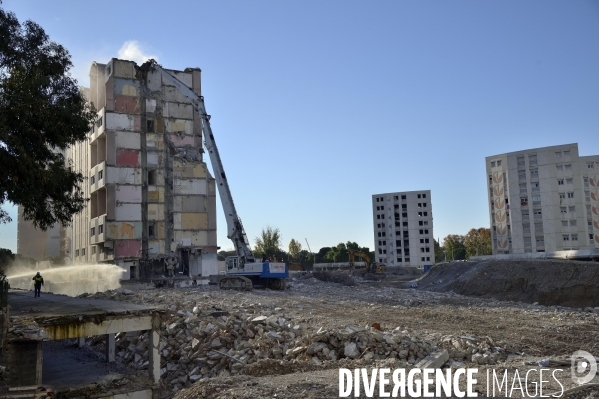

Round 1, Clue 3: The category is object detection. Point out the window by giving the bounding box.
[559,193,565,199]
[571,234,578,241]
[584,177,589,188]
[397,258,402,262]
[563,235,570,241]
[530,169,538,178]
[532,195,541,203]
[98,224,103,234]
[394,196,398,200]
[422,257,426,261]
[149,223,156,238]
[419,229,424,234]
[382,232,386,237]
[92,246,96,255]
[586,191,591,202]
[565,164,572,171]
[529,154,537,165]
[556,165,563,172]
[395,240,401,247]
[422,194,427,198]
[378,232,382,237]
[376,198,379,202]
[591,234,594,240]
[426,257,430,261]
[568,206,575,213]
[381,223,385,228]
[98,170,103,180]
[423,212,428,216]
[424,221,429,226]
[377,215,381,219]
[420,238,425,243]
[560,207,567,214]
[418,212,423,217]
[567,192,574,198]
[419,221,424,226]
[405,258,410,262]
[517,156,525,166]
[425,229,429,234]
[147,119,155,132]
[561,221,568,227]
[401,195,406,200]
[588,163,595,169]
[491,161,496,167]
[402,213,407,218]
[425,238,429,243]
[555,151,562,159]
[90,227,95,237]
[521,197,528,206]
[422,203,427,207]
[394,204,399,209]
[382,241,386,245]
[403,231,409,238]
[402,204,407,209]
[566,178,573,184]
[425,247,430,252]
[518,170,526,180]
[563,150,570,158]
[402,222,408,227]
[497,160,502,167]
[90,176,95,185]
[558,179,564,185]
[418,194,422,198]
[75,249,79,257]
[377,224,381,228]
[82,248,86,256]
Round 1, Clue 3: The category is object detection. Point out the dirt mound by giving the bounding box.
[418,259,599,308]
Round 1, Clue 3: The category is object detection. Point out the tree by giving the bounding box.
[254,226,282,258]
[288,238,302,261]
[0,6,96,229]
[0,248,14,277]
[464,228,492,258]
[217,249,236,261]
[443,234,466,260]
[315,247,331,263]
[434,238,445,263]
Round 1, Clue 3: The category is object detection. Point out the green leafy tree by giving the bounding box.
[288,238,302,261]
[217,250,236,261]
[315,247,331,263]
[325,243,349,263]
[464,228,492,258]
[0,248,15,278]
[443,234,467,260]
[434,238,445,263]
[297,250,313,270]
[254,226,282,258]
[0,5,96,229]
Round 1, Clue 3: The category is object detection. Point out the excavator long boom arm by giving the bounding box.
[145,60,254,262]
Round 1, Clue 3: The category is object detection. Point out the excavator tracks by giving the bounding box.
[219,276,254,291]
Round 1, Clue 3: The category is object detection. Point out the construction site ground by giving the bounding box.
[48,259,599,398]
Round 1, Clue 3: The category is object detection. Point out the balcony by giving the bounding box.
[90,214,106,245]
[89,108,106,145]
[90,161,106,193]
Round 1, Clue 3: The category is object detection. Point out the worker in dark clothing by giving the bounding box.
[32,272,44,298]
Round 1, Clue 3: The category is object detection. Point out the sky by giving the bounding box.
[1,1,599,254]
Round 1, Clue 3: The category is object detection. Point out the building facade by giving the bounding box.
[372,190,435,268]
[16,207,60,262]
[486,143,599,254]
[61,58,217,279]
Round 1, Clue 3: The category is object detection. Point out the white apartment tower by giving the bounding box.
[372,190,435,267]
[486,143,599,254]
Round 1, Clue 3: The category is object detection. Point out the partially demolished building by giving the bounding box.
[63,58,217,279]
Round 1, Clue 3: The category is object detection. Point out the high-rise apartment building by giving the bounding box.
[16,207,60,262]
[486,143,599,254]
[60,58,217,279]
[372,190,435,267]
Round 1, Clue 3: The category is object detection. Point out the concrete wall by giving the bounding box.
[0,341,42,386]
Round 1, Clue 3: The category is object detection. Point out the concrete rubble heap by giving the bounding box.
[83,289,516,394]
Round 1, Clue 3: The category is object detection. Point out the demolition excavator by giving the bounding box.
[145,61,287,291]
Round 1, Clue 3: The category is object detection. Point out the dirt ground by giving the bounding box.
[68,260,599,398]
[172,278,599,398]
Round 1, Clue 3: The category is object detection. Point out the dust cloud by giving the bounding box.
[7,264,124,297]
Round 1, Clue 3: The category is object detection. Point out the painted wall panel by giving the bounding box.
[115,203,141,221]
[114,78,140,96]
[113,61,135,79]
[116,149,140,167]
[116,185,142,203]
[174,231,208,247]
[148,204,164,221]
[165,119,193,134]
[174,178,206,195]
[174,196,205,212]
[148,188,165,202]
[106,167,141,184]
[163,86,193,103]
[164,103,193,119]
[115,96,141,114]
[106,222,142,240]
[106,113,134,131]
[115,131,140,149]
[115,240,142,258]
[168,134,194,147]
[147,152,159,166]
[180,213,207,230]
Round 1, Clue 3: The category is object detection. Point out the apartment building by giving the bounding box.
[61,58,217,279]
[372,190,435,268]
[486,143,599,254]
[16,207,60,261]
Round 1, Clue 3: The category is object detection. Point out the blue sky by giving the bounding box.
[1,1,598,254]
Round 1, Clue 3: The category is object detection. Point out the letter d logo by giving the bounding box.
[571,350,597,385]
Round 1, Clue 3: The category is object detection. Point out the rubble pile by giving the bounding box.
[83,289,517,395]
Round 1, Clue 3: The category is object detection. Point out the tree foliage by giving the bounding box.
[442,234,467,261]
[0,248,15,275]
[254,226,282,258]
[0,5,96,229]
[464,228,492,258]
[287,238,302,261]
[324,241,372,263]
